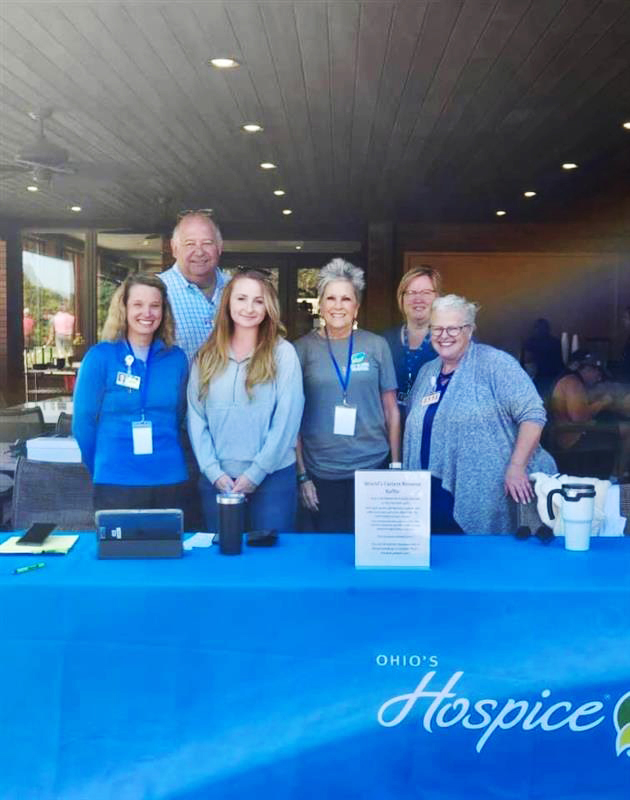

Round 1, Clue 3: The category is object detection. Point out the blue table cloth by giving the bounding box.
[0,533,629,800]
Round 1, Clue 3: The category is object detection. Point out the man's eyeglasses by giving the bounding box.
[429,324,471,337]
[404,290,436,299]
[176,208,214,221]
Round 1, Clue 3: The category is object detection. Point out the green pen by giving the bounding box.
[13,561,46,575]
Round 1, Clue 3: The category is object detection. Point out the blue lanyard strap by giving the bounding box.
[325,329,353,404]
[402,325,430,394]
[125,340,153,419]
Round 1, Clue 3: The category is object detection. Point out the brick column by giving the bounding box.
[364,222,397,332]
[0,227,24,403]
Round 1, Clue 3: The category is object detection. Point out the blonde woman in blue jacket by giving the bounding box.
[187,269,304,532]
[73,273,188,511]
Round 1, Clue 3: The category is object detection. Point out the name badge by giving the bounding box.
[116,371,141,390]
[132,420,153,455]
[421,392,440,406]
[334,404,357,436]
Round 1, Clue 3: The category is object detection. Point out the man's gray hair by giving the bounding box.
[171,213,223,248]
[317,258,365,302]
[432,294,479,327]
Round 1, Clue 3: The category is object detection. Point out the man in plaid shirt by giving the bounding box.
[160,211,227,365]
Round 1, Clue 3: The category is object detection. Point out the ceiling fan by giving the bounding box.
[0,108,133,189]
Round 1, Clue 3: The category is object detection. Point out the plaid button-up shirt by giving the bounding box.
[159,263,226,365]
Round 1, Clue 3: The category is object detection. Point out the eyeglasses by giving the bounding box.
[514,524,555,545]
[404,290,436,299]
[429,324,471,337]
[176,208,214,221]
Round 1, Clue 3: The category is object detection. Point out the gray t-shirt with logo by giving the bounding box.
[294,329,397,480]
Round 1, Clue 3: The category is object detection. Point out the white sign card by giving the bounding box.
[354,470,430,569]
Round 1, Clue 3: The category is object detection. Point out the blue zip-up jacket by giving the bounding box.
[187,338,304,486]
[72,339,188,486]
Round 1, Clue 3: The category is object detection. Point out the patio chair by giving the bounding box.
[0,406,45,442]
[55,412,73,436]
[11,456,95,531]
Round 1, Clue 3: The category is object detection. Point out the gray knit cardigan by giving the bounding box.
[403,341,557,533]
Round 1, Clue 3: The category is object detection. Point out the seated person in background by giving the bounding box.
[549,349,614,451]
[187,269,304,533]
[382,265,441,429]
[73,273,189,512]
[521,318,564,399]
[403,294,556,534]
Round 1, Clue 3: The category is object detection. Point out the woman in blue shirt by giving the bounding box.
[187,269,304,533]
[73,273,188,511]
[382,265,441,429]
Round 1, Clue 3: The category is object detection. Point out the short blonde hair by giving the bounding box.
[396,265,442,315]
[100,273,175,346]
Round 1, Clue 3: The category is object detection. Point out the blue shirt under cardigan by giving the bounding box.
[72,339,189,486]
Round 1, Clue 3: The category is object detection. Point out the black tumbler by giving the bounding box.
[216,492,245,555]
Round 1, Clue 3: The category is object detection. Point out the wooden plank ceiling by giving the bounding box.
[0,0,628,234]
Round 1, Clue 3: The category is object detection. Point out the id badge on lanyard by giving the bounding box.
[334,403,357,436]
[132,420,153,454]
[326,330,357,437]
[124,344,154,455]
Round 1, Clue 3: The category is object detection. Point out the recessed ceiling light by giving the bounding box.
[26,185,38,192]
[495,210,507,217]
[70,205,82,212]
[208,57,239,69]
[523,191,537,198]
[623,121,630,130]
[282,209,292,216]
[242,123,263,133]
[295,245,302,250]
[260,162,276,170]
[273,189,286,196]
[562,162,578,170]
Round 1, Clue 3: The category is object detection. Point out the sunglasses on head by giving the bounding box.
[235,266,273,279]
[176,208,214,221]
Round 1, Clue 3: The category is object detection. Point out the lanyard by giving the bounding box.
[125,340,153,420]
[325,329,353,404]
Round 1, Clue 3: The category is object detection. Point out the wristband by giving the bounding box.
[297,472,311,484]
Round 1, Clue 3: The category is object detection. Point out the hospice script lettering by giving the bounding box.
[377,670,607,753]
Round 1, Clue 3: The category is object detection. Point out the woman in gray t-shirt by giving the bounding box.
[294,259,400,533]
